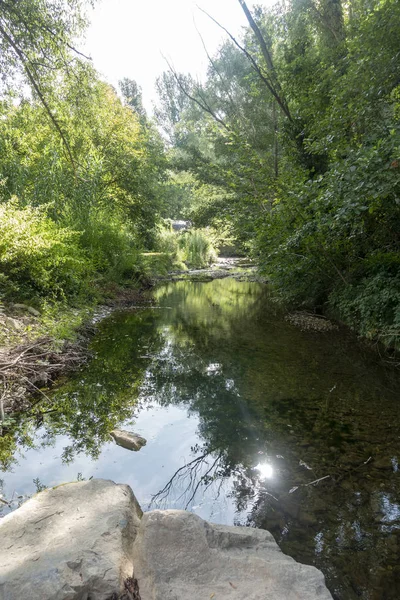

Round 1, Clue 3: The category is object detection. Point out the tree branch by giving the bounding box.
[238,0,275,73]
[163,55,230,131]
[193,17,237,117]
[0,21,77,176]
[197,6,292,122]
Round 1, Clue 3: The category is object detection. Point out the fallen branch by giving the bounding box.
[0,336,86,420]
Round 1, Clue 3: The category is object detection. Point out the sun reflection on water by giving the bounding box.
[255,462,274,479]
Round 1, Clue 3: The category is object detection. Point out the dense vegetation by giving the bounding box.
[155,0,400,351]
[0,1,169,308]
[0,0,399,352]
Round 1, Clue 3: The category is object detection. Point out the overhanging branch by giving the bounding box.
[197,5,292,122]
[163,55,230,131]
[0,21,77,175]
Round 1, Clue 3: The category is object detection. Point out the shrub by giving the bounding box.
[330,269,400,351]
[0,199,93,301]
[151,223,186,272]
[154,224,181,257]
[179,229,217,268]
[77,209,143,284]
[153,224,218,270]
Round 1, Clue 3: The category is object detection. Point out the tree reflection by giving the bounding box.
[144,279,400,600]
[0,309,165,467]
[2,278,400,599]
[150,447,225,511]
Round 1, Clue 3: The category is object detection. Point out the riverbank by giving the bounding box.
[0,285,154,422]
[0,258,260,422]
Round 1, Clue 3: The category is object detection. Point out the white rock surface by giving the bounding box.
[0,479,142,600]
[133,510,333,600]
[0,480,333,600]
[110,429,147,451]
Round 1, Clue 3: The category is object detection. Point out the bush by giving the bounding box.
[154,224,181,257]
[330,270,400,351]
[77,209,143,284]
[179,229,217,268]
[151,223,185,272]
[153,224,218,270]
[0,199,93,301]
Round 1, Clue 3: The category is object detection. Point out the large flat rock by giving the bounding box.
[133,510,333,600]
[0,479,333,600]
[0,479,142,600]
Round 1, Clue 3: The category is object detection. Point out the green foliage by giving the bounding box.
[78,210,143,283]
[0,0,92,94]
[155,223,181,255]
[155,0,400,349]
[179,229,217,268]
[0,200,92,300]
[330,271,400,351]
[119,77,146,119]
[153,224,217,270]
[159,171,196,220]
[0,58,168,304]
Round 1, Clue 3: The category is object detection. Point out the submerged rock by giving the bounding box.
[110,429,147,451]
[285,311,338,332]
[0,479,333,600]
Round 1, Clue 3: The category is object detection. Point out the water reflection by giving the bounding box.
[255,463,274,479]
[1,278,400,599]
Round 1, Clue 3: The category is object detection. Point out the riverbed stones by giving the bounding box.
[0,479,142,600]
[0,479,333,600]
[110,429,147,451]
[285,311,338,332]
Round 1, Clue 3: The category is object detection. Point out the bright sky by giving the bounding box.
[84,0,276,111]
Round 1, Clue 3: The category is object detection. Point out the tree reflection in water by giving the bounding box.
[2,278,400,599]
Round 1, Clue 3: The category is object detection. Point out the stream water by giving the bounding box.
[1,278,400,599]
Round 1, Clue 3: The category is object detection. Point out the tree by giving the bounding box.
[0,0,95,168]
[119,77,146,119]
[0,62,168,289]
[154,71,195,145]
[155,0,400,348]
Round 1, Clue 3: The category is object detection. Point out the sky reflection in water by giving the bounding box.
[1,278,400,599]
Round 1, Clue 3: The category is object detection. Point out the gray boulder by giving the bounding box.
[110,429,147,451]
[132,509,332,600]
[0,479,142,600]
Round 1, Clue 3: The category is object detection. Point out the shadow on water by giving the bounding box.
[1,278,400,599]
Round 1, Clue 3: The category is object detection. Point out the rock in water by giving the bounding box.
[110,429,147,451]
[132,510,332,600]
[0,479,333,600]
[0,479,142,600]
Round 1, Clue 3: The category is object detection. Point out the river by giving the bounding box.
[1,277,400,599]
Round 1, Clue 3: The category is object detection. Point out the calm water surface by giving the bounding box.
[1,278,400,599]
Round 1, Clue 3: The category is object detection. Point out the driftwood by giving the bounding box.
[0,336,84,420]
[107,577,141,600]
[288,456,373,495]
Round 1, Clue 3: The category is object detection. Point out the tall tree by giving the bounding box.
[119,77,146,119]
[0,0,94,169]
